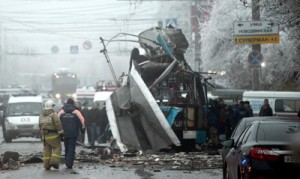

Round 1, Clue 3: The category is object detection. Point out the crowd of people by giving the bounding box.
[206,98,273,150]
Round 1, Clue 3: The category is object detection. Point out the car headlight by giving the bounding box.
[7,121,17,129]
[33,124,39,129]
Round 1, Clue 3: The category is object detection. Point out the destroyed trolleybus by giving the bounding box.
[105,26,209,152]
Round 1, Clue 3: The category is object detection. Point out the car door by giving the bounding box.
[227,123,254,179]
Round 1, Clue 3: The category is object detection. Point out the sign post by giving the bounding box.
[248,50,263,67]
[233,1,279,90]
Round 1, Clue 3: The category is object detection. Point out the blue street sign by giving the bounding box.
[248,50,263,67]
[70,45,78,54]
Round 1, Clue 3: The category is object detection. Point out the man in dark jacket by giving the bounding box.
[88,102,101,146]
[259,99,273,116]
[58,98,85,169]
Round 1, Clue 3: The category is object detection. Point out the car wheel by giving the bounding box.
[3,127,12,143]
[4,135,12,143]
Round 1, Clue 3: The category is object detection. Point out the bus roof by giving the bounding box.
[243,91,300,98]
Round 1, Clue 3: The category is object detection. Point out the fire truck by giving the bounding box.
[50,68,78,104]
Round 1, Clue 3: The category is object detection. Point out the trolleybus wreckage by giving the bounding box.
[99,26,211,153]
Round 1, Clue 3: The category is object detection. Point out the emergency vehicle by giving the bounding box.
[2,94,43,142]
[74,87,95,109]
[243,91,300,118]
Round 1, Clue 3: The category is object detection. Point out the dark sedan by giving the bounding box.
[223,120,300,179]
[221,116,293,178]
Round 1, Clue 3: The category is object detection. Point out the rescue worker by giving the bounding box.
[39,100,64,170]
[58,98,85,169]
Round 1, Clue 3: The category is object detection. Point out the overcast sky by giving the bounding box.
[0,0,160,53]
[0,0,162,87]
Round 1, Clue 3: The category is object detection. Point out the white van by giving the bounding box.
[2,94,43,142]
[75,87,95,109]
[93,91,113,107]
[242,91,300,118]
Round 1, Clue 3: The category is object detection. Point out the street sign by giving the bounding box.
[233,21,279,36]
[234,35,280,45]
[83,40,92,50]
[70,45,78,54]
[51,46,59,54]
[248,50,263,67]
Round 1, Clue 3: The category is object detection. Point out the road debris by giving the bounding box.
[1,147,222,172]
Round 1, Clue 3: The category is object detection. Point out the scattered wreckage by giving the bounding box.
[101,26,208,153]
[0,149,222,171]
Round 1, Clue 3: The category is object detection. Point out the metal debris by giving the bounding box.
[75,149,222,171]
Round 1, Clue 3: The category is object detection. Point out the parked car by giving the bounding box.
[223,120,300,179]
[221,116,294,178]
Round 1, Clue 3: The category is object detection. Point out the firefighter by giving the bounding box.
[39,100,64,170]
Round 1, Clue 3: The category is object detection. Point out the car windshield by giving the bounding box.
[257,122,300,142]
[8,102,42,116]
[77,97,94,107]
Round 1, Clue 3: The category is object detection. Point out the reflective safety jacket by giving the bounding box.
[39,109,64,140]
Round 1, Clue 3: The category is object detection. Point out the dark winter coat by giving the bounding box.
[88,108,101,126]
[259,105,273,116]
[60,104,83,138]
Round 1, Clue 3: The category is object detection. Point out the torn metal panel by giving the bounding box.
[129,65,181,149]
[106,65,181,152]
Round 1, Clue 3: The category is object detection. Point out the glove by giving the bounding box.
[60,134,64,142]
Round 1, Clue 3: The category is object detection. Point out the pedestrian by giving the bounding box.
[244,101,253,117]
[88,102,101,146]
[39,99,64,170]
[217,98,227,140]
[232,101,250,130]
[58,98,85,169]
[75,101,84,145]
[207,99,220,150]
[81,101,90,145]
[259,99,273,116]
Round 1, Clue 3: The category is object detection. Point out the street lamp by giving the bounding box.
[260,62,266,89]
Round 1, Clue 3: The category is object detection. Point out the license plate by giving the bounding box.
[284,156,300,163]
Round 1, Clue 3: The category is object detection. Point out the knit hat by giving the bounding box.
[67,98,75,105]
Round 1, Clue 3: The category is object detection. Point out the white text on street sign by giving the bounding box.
[233,21,279,36]
[234,35,280,45]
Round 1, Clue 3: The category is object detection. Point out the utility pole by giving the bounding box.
[194,0,201,73]
[252,0,260,90]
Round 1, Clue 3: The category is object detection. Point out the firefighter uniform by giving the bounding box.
[39,100,64,170]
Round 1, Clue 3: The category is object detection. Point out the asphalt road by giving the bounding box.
[0,126,222,179]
